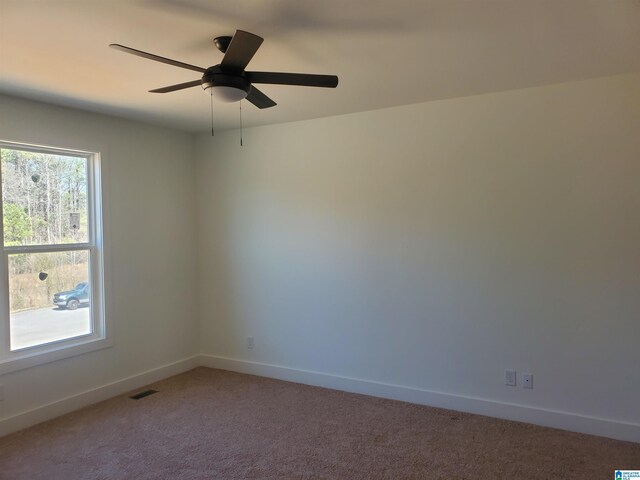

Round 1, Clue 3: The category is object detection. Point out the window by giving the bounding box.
[0,141,108,373]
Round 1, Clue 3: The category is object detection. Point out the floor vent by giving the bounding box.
[129,389,158,400]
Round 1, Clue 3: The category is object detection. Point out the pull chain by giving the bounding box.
[210,90,215,137]
[239,100,243,146]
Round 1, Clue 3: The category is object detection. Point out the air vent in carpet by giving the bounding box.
[129,389,158,400]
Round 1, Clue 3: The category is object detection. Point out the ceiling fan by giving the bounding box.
[109,30,339,109]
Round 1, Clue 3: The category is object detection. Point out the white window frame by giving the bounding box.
[0,140,111,375]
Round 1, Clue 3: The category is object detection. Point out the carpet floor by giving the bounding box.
[0,367,638,479]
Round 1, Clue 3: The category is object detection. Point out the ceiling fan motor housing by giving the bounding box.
[202,66,251,102]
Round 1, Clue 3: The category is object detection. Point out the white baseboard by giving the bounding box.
[0,355,200,438]
[200,354,640,444]
[3,354,638,443]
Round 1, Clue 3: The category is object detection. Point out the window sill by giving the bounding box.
[0,335,113,375]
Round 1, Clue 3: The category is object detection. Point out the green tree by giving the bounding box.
[3,202,32,245]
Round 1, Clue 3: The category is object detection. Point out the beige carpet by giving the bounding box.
[0,367,637,479]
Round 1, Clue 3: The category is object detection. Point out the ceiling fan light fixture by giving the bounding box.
[201,67,251,103]
[211,85,248,103]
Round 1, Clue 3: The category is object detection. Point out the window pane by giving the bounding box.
[1,148,88,246]
[8,250,91,350]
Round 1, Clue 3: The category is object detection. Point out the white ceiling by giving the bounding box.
[1,0,640,132]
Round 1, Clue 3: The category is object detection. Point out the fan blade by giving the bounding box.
[220,30,263,72]
[245,86,276,109]
[246,71,338,88]
[109,44,206,73]
[149,79,202,93]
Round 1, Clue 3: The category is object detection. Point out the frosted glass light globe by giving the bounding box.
[212,85,248,102]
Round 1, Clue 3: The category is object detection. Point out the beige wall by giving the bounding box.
[196,73,640,431]
[0,95,198,420]
[1,71,638,440]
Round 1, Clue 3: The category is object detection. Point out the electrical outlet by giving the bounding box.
[522,373,533,389]
[0,384,4,401]
[505,369,517,386]
[246,337,255,350]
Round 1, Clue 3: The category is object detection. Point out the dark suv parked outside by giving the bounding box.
[53,282,90,310]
